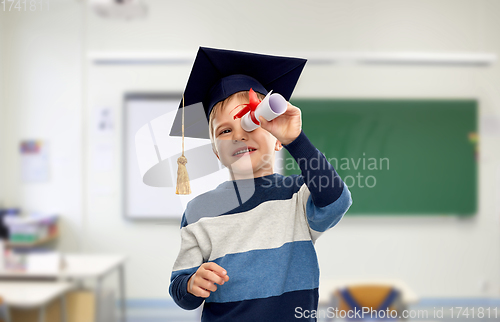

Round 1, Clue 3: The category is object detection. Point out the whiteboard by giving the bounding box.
[123,93,230,221]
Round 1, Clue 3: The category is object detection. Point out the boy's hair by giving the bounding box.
[208,90,266,142]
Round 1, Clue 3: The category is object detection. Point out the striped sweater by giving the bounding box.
[169,130,353,321]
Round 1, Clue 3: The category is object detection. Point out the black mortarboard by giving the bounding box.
[169,47,307,140]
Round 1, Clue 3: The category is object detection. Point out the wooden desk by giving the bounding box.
[0,281,74,322]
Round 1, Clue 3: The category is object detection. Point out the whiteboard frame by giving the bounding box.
[122,92,193,223]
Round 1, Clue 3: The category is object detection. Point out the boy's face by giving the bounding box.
[211,93,282,179]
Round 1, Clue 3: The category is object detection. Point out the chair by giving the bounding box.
[0,296,11,322]
[329,284,406,321]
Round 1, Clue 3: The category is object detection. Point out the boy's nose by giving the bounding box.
[231,126,248,142]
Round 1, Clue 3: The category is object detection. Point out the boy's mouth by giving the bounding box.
[232,146,257,157]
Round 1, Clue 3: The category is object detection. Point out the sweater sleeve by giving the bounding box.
[169,211,205,310]
[283,130,353,243]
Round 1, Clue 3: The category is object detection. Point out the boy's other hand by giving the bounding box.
[258,102,302,146]
[187,262,230,298]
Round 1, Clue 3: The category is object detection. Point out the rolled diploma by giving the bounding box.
[240,90,288,132]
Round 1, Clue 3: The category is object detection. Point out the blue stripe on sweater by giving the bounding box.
[306,182,352,232]
[201,240,319,303]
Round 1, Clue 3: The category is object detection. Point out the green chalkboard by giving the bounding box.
[285,99,478,216]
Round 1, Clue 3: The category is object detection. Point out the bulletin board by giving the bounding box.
[285,99,478,216]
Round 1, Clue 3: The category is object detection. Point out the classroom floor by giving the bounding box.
[123,298,500,322]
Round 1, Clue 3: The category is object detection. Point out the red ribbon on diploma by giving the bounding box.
[232,88,261,125]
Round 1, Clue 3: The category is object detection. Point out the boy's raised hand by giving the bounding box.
[187,262,230,298]
[258,102,302,146]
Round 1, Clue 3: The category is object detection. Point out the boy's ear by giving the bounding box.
[275,139,283,151]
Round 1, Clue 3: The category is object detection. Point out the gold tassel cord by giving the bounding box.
[176,94,191,194]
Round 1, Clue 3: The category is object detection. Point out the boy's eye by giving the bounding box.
[219,129,231,135]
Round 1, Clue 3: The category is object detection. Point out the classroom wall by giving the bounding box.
[1,0,499,300]
[0,1,84,251]
[0,10,5,206]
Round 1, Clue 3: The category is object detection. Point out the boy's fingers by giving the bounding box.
[188,273,196,293]
[287,102,299,110]
[200,270,226,285]
[258,116,270,131]
[199,278,217,292]
[203,262,228,278]
[192,273,217,294]
[188,274,213,297]
[193,286,211,298]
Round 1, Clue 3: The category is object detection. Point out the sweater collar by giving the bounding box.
[218,173,282,190]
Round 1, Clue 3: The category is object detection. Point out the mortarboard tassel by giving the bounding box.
[176,94,191,195]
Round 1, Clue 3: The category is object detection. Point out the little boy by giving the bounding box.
[169,47,353,321]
